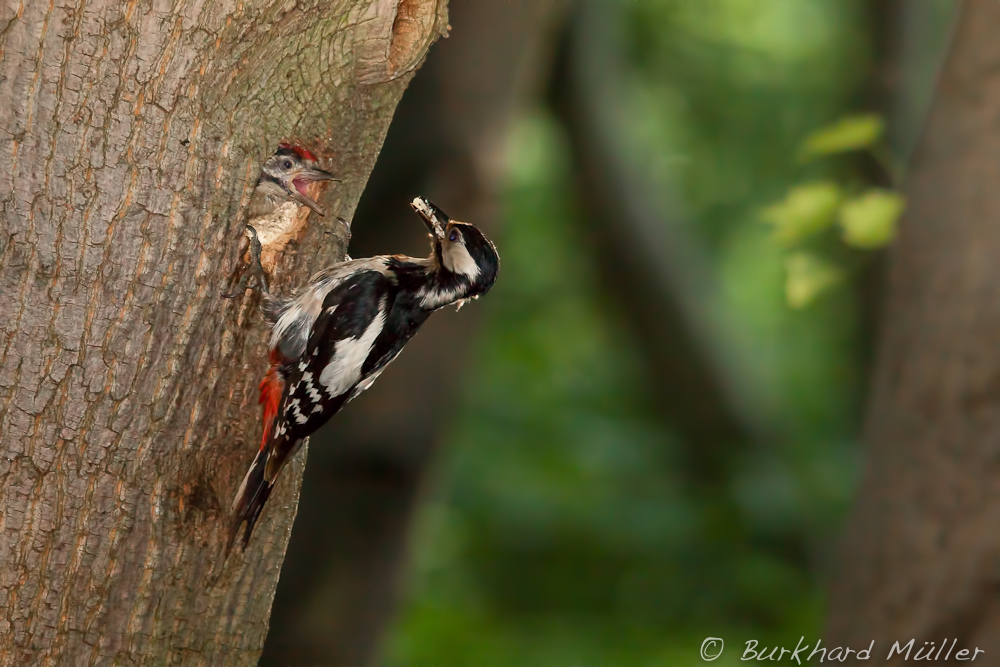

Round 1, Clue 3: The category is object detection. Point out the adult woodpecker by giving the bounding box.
[227,197,500,552]
[224,143,338,296]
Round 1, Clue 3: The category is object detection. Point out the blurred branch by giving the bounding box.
[553,1,775,460]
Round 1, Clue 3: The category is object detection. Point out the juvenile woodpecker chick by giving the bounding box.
[228,197,500,552]
[249,143,337,219]
[224,144,338,296]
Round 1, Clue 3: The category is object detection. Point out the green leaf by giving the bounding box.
[839,189,904,249]
[785,252,842,309]
[760,181,841,246]
[799,114,884,160]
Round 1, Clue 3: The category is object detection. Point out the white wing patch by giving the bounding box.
[269,257,394,358]
[319,300,387,398]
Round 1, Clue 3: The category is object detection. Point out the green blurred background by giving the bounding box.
[381,1,948,664]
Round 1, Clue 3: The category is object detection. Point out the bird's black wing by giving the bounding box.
[277,269,395,445]
[349,290,433,401]
[230,268,394,552]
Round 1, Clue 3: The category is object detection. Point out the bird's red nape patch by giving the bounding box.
[278,141,318,163]
[258,350,285,451]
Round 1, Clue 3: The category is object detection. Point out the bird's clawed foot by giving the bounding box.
[221,225,270,298]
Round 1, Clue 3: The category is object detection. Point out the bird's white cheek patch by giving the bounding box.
[443,243,480,279]
[319,308,386,397]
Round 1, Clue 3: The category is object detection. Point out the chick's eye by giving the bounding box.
[282,160,293,170]
[448,229,460,243]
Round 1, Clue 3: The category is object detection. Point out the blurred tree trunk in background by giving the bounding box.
[0,0,444,663]
[554,3,768,473]
[883,0,959,163]
[260,2,567,664]
[827,1,1000,660]
[856,0,957,425]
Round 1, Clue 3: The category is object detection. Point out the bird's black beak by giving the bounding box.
[411,197,448,240]
[290,168,339,216]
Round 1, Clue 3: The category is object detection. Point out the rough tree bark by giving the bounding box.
[0,0,446,663]
[827,1,1000,663]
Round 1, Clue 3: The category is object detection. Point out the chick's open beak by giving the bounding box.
[411,196,449,239]
[290,168,339,216]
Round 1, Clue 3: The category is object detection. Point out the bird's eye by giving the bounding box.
[282,160,293,170]
[448,229,460,243]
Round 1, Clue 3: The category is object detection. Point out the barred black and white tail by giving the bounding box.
[226,448,275,555]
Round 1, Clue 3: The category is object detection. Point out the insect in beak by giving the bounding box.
[410,196,448,240]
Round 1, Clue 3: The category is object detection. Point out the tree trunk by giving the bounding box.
[827,1,1000,662]
[0,0,446,663]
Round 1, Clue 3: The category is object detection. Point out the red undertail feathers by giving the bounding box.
[258,349,285,451]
